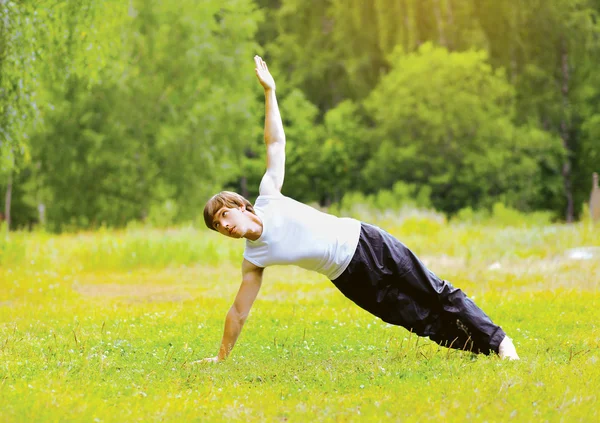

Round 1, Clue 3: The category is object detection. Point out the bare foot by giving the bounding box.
[499,336,520,360]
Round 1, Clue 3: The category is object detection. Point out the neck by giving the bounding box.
[244,213,263,241]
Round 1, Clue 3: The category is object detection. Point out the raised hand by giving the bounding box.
[254,55,276,91]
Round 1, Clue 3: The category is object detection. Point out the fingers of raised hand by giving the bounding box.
[254,55,267,70]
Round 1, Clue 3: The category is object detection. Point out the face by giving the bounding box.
[212,205,250,239]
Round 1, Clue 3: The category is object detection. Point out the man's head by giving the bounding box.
[203,191,257,239]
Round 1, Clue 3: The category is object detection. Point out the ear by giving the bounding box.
[240,204,246,212]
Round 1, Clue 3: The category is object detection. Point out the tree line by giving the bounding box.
[1,0,599,232]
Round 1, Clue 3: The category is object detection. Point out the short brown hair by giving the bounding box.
[203,191,256,231]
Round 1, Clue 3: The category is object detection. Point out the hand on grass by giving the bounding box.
[190,356,221,365]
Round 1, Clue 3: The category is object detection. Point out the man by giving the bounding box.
[198,55,519,363]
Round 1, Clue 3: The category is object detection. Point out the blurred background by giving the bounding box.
[1,0,599,233]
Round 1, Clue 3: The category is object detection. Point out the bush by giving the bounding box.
[148,200,179,228]
[452,203,554,227]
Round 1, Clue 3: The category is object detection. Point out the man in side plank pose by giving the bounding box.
[198,55,519,363]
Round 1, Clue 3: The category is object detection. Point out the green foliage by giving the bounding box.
[125,0,264,220]
[277,89,325,201]
[148,200,179,229]
[0,226,243,273]
[263,0,348,111]
[453,203,555,228]
[6,0,263,231]
[364,43,564,214]
[0,1,37,175]
[3,0,600,230]
[329,182,437,227]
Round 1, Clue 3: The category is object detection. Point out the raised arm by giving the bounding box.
[255,55,286,196]
[195,259,263,363]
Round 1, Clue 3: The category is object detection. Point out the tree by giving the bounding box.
[364,43,564,214]
[474,0,600,220]
[0,1,38,232]
[24,0,264,230]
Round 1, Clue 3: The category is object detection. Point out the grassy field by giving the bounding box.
[1,215,599,422]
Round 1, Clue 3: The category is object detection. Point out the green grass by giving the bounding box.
[1,218,599,422]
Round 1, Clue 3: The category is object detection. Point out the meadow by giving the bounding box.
[0,211,599,422]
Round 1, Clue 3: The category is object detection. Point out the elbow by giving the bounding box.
[265,136,286,146]
[229,306,248,324]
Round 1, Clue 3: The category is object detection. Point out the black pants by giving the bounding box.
[331,223,506,354]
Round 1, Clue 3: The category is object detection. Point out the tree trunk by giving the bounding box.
[401,0,411,50]
[446,0,454,50]
[38,202,46,227]
[432,0,447,47]
[5,172,12,233]
[509,43,517,84]
[560,38,574,223]
[508,6,519,84]
[240,176,248,199]
[128,0,137,18]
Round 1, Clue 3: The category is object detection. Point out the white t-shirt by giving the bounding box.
[243,194,361,280]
